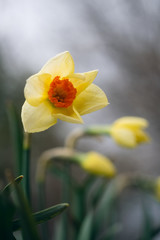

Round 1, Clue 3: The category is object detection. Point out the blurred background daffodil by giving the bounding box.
[77,151,116,178]
[109,117,150,148]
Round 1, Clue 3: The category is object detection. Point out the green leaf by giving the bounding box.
[12,180,40,240]
[0,193,16,239]
[12,203,69,231]
[139,196,152,240]
[87,178,107,208]
[77,211,94,240]
[71,188,85,225]
[150,225,160,238]
[97,223,122,240]
[2,175,23,196]
[6,102,23,175]
[53,215,68,240]
[93,180,119,235]
[49,165,77,189]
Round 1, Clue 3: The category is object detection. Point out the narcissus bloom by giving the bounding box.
[80,151,116,178]
[110,117,150,148]
[21,51,108,132]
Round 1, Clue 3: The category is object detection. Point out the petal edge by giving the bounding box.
[21,101,57,133]
[39,51,74,78]
[73,84,109,115]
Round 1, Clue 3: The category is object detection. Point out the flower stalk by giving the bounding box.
[22,132,31,203]
[65,125,111,149]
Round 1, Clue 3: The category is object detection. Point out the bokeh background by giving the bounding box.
[1,0,160,239]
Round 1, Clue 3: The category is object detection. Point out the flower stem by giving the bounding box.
[22,132,31,203]
[36,147,75,240]
[65,125,111,149]
[84,125,111,136]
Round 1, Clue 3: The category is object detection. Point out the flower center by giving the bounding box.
[48,76,77,108]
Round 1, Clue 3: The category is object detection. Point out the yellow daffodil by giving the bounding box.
[80,151,116,178]
[155,177,160,201]
[21,51,108,133]
[110,116,150,148]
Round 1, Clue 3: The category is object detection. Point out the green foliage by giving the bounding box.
[0,176,69,239]
[77,211,94,240]
[12,203,69,231]
[4,100,159,240]
[54,213,68,240]
[140,197,153,240]
[94,180,118,230]
[2,175,24,196]
[6,102,23,175]
[0,192,16,239]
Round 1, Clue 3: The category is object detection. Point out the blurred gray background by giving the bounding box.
[1,0,160,239]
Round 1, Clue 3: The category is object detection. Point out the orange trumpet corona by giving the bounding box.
[48,76,77,108]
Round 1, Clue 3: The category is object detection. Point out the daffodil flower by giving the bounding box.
[21,51,108,133]
[79,151,116,178]
[110,117,150,148]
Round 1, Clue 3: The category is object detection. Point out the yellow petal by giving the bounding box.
[135,129,150,144]
[24,73,52,106]
[110,127,137,148]
[73,83,109,115]
[113,117,149,129]
[21,101,57,133]
[52,105,83,124]
[39,51,74,78]
[68,70,98,95]
[80,151,116,178]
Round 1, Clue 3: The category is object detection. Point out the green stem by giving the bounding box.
[35,148,80,239]
[65,125,111,149]
[22,132,31,203]
[84,125,111,136]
